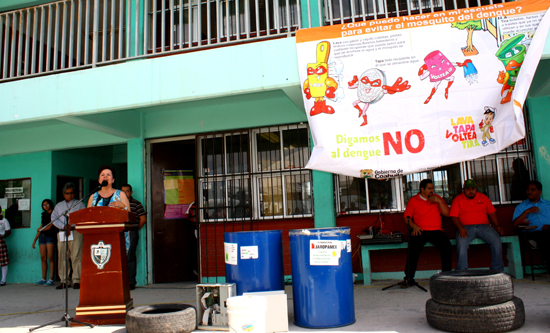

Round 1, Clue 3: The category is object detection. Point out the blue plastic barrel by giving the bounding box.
[289,227,355,328]
[224,230,284,295]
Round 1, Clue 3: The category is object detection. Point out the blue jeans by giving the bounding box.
[456,224,503,271]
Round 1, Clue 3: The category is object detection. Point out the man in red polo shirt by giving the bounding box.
[450,179,504,271]
[403,179,452,286]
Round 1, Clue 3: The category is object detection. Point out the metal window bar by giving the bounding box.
[0,0,515,83]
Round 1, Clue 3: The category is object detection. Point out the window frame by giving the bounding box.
[197,123,313,222]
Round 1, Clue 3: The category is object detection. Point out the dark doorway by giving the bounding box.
[56,176,83,204]
[150,139,198,283]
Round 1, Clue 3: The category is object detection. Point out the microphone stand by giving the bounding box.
[29,183,105,332]
[382,216,427,292]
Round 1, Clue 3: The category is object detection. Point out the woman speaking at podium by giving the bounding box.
[87,165,130,210]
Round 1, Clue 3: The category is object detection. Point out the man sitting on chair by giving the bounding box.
[450,179,504,271]
[403,179,452,287]
[513,180,550,273]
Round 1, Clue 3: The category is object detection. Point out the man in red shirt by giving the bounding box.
[450,179,504,271]
[403,179,452,286]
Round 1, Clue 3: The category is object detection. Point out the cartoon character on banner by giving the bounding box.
[348,69,410,126]
[496,34,526,104]
[303,41,340,116]
[418,50,478,104]
[479,106,496,147]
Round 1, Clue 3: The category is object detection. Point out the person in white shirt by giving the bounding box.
[0,205,11,286]
[51,183,86,290]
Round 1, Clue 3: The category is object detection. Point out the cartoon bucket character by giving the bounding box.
[348,69,410,126]
[418,50,476,104]
[496,34,526,104]
[303,41,338,116]
[479,106,496,147]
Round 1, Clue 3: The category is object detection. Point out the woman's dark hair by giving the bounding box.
[98,165,116,178]
[42,199,55,211]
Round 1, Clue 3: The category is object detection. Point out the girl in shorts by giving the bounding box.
[32,199,57,286]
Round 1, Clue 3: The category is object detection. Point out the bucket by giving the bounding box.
[289,227,355,328]
[224,230,284,295]
[227,295,267,333]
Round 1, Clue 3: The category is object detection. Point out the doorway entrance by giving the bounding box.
[150,138,198,283]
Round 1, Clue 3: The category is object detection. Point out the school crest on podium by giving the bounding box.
[91,241,112,269]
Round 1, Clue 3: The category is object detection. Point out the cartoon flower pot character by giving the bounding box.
[348,68,410,126]
[418,50,477,104]
[479,106,496,147]
[303,41,338,116]
[496,34,526,104]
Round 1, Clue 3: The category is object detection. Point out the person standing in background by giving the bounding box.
[121,184,146,290]
[0,205,11,286]
[32,199,57,286]
[52,183,86,290]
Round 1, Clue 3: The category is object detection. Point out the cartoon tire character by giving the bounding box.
[496,34,526,104]
[479,106,496,147]
[303,41,338,116]
[348,68,410,126]
[418,50,476,104]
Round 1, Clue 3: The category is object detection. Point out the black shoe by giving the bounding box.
[0,282,6,286]
[56,283,68,289]
[73,283,80,290]
[130,284,136,290]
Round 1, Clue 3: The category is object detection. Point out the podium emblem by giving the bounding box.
[91,241,112,269]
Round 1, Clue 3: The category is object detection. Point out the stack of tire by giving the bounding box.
[426,270,525,333]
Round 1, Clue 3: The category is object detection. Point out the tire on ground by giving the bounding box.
[126,303,196,333]
[425,297,525,333]
[430,270,513,306]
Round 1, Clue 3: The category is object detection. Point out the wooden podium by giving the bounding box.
[71,206,137,326]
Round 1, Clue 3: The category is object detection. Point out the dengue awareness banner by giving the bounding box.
[296,0,550,179]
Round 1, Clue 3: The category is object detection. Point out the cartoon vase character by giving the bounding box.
[479,106,496,147]
[303,41,338,116]
[348,68,410,126]
[496,34,526,104]
[418,50,476,104]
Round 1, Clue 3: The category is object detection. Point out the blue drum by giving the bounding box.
[289,227,355,328]
[224,230,284,295]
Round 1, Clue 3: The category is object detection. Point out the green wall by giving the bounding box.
[0,152,54,284]
[527,96,550,199]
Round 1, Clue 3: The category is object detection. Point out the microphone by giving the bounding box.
[99,180,108,187]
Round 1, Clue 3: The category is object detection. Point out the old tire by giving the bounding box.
[126,303,196,333]
[426,297,525,333]
[430,270,513,306]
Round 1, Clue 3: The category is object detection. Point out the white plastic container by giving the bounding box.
[226,295,267,333]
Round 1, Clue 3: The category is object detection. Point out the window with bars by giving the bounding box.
[336,110,535,212]
[197,123,313,222]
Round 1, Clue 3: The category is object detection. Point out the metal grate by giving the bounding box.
[196,123,313,222]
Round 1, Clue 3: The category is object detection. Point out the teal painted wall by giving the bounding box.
[0,38,301,126]
[0,0,53,12]
[143,90,306,138]
[127,139,147,286]
[52,147,116,196]
[0,152,54,284]
[527,96,550,198]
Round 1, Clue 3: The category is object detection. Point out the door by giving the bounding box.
[150,139,198,283]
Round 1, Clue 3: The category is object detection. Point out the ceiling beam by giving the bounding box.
[58,116,137,139]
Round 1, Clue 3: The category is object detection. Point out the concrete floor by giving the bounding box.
[1,274,549,333]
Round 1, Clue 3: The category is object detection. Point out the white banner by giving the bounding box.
[296,0,550,178]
